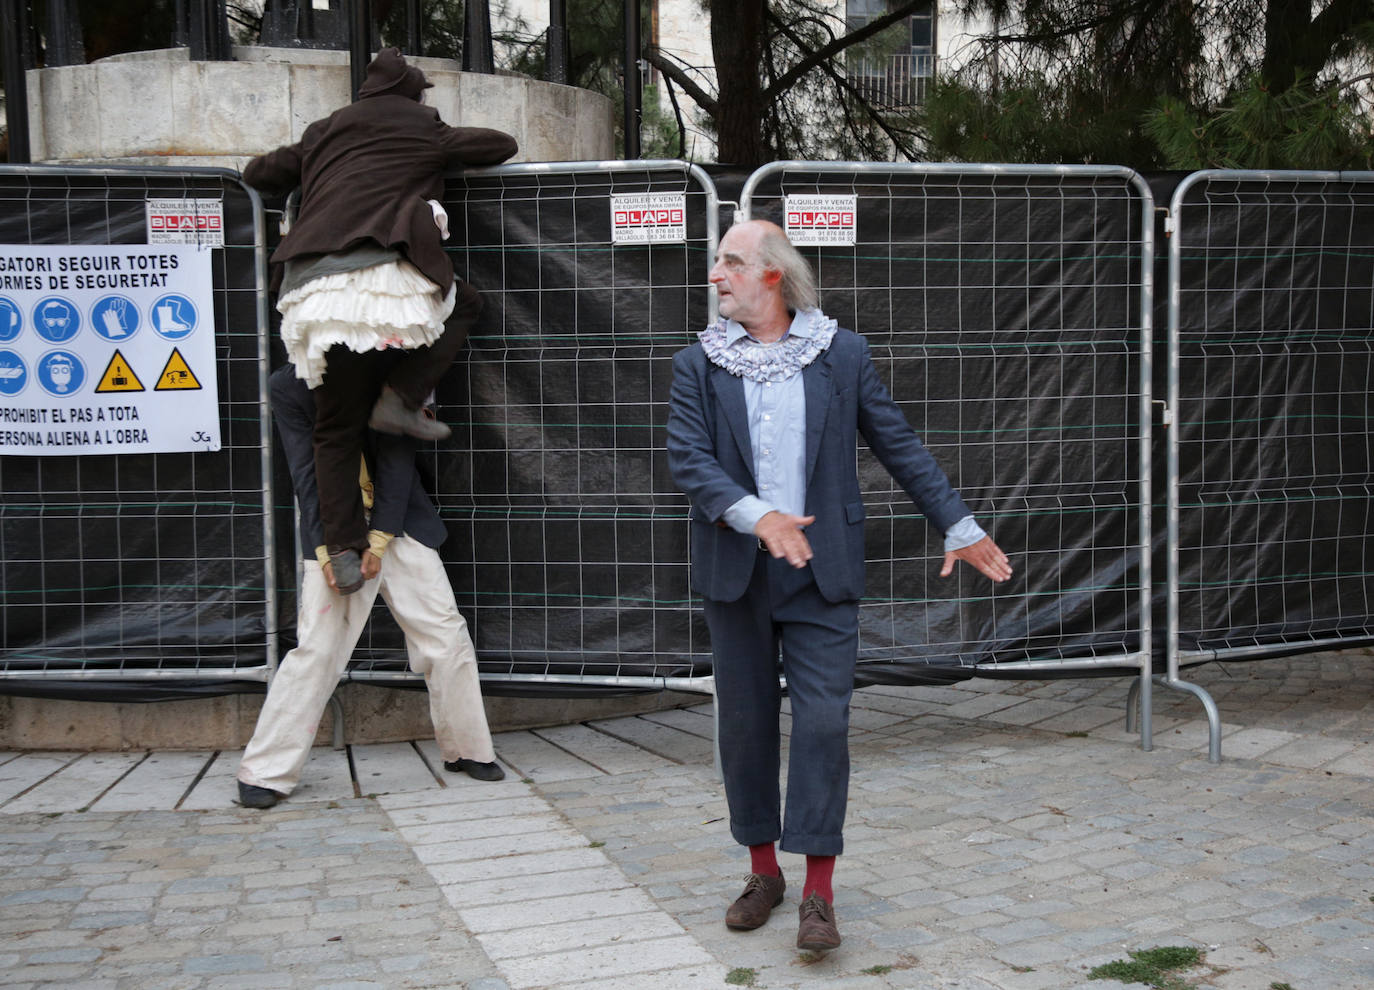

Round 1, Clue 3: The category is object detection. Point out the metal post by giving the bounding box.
[462,0,495,73]
[188,0,232,61]
[0,0,31,162]
[44,0,85,67]
[546,0,569,85]
[349,0,373,101]
[405,0,422,56]
[623,0,641,158]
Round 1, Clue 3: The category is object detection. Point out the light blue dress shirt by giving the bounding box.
[719,312,985,552]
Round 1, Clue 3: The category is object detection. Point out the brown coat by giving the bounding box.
[244,94,517,294]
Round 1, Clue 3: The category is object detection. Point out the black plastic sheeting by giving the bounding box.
[2,166,1371,706]
[0,169,276,689]
[735,166,1152,685]
[1162,171,1374,659]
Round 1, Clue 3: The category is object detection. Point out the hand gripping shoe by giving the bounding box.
[328,548,365,595]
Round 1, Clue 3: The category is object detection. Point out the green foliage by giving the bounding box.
[924,67,1373,170]
[1144,77,1374,170]
[918,74,1157,165]
[1088,945,1203,989]
[927,0,1374,168]
[724,967,758,986]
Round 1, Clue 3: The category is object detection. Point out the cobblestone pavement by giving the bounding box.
[2,651,1373,989]
[0,801,505,990]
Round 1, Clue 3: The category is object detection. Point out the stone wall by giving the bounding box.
[0,686,707,751]
[25,46,614,167]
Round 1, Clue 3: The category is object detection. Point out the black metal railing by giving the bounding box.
[0,0,562,164]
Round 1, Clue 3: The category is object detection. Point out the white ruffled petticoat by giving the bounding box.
[277,259,457,388]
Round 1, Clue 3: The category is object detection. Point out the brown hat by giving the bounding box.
[357,47,433,100]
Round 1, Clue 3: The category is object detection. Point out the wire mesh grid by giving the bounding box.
[340,162,718,686]
[742,164,1153,679]
[0,167,272,679]
[1170,172,1374,658]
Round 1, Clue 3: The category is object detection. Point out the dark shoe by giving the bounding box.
[443,758,506,781]
[725,870,786,930]
[368,386,452,441]
[328,548,364,595]
[796,892,841,952]
[238,781,285,809]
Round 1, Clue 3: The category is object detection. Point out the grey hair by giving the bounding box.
[755,224,819,312]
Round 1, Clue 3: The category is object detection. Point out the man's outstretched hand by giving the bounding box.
[755,510,816,569]
[940,536,1012,583]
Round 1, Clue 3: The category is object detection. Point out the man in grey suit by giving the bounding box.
[237,366,503,809]
[666,220,1012,952]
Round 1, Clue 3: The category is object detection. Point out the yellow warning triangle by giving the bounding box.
[95,349,146,393]
[155,347,202,391]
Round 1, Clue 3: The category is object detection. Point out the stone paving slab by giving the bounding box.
[0,802,503,989]
[2,651,1374,989]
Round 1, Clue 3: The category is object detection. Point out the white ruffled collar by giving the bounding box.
[698,308,837,382]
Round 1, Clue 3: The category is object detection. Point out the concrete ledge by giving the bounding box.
[26,45,614,166]
[0,684,709,751]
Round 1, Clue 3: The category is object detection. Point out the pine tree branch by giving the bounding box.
[760,1,930,102]
[660,72,688,159]
[641,45,719,117]
[768,14,924,160]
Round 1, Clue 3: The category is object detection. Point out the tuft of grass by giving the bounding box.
[1269,984,1294,990]
[861,964,893,975]
[724,967,757,986]
[1088,946,1202,988]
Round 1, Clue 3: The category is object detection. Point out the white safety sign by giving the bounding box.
[146,198,225,247]
[611,192,688,244]
[785,194,858,246]
[0,244,220,455]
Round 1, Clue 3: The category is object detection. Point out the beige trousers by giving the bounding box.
[238,534,496,794]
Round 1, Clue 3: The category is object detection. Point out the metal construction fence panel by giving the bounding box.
[1167,170,1374,671]
[7,160,1374,732]
[0,165,274,683]
[336,160,722,692]
[740,163,1155,687]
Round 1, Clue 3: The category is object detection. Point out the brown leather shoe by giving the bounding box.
[724,870,785,930]
[796,892,841,952]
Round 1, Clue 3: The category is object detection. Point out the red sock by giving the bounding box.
[749,842,780,877]
[803,855,835,903]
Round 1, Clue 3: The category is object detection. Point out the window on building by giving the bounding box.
[845,0,937,107]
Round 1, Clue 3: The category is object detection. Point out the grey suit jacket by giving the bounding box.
[269,365,447,556]
[666,327,970,604]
